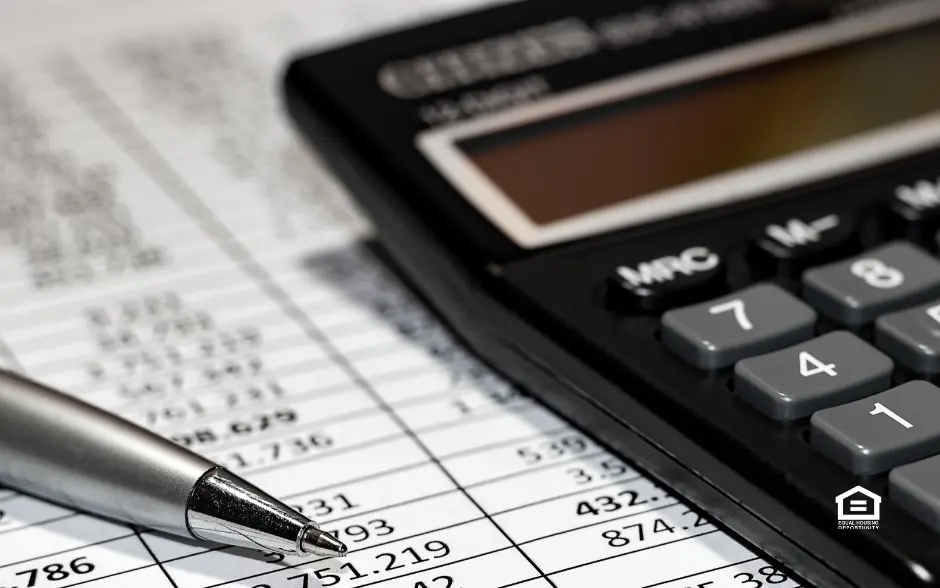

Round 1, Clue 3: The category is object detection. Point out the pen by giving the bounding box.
[0,369,347,558]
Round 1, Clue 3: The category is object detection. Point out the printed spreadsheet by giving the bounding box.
[0,1,801,587]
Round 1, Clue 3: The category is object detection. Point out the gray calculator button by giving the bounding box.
[876,301,940,374]
[735,331,892,421]
[662,283,816,370]
[802,242,940,326]
[890,455,940,531]
[811,381,940,474]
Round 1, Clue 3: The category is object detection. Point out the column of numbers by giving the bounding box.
[65,32,543,588]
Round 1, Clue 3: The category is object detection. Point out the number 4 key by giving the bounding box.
[735,331,892,421]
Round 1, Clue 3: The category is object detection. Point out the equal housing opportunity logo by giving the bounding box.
[836,486,881,530]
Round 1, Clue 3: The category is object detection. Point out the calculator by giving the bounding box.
[284,1,940,586]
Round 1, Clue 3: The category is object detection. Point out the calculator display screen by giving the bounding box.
[418,8,940,248]
[460,20,940,226]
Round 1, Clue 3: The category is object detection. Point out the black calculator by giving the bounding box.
[284,1,940,586]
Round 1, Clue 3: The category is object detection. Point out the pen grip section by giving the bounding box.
[0,370,213,535]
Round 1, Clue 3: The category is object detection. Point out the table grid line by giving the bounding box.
[0,533,138,570]
[133,527,180,588]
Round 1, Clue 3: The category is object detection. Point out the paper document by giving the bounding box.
[0,1,800,587]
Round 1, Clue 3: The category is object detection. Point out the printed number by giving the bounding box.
[576,488,663,516]
[328,519,394,543]
[601,518,677,547]
[303,542,450,587]
[709,299,753,331]
[870,402,914,428]
[735,566,789,586]
[799,351,837,377]
[414,577,455,588]
[292,493,359,518]
[567,458,629,485]
[13,558,95,587]
[850,258,904,289]
[516,435,588,464]
[682,509,711,528]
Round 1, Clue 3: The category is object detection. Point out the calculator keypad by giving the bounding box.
[811,381,940,475]
[734,331,892,421]
[802,242,940,326]
[502,162,940,566]
[661,284,816,369]
[656,229,940,531]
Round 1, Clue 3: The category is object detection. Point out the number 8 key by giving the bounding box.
[803,241,940,327]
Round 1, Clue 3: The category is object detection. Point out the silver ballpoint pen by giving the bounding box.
[0,369,347,558]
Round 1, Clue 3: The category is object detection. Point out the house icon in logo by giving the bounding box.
[836,486,881,521]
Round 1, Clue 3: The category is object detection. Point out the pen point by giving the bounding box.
[301,526,348,558]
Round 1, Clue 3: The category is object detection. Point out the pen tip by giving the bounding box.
[300,527,348,558]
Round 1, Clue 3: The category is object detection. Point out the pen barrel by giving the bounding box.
[0,370,214,536]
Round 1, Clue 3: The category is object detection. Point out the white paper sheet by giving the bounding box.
[0,2,800,586]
